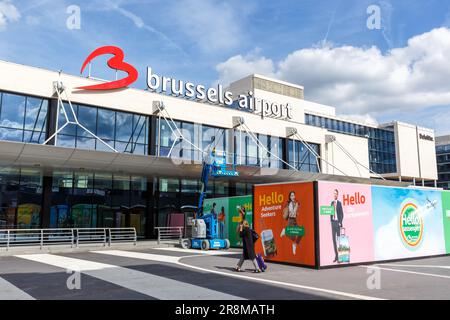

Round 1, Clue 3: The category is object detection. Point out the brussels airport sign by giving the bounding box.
[146,68,293,120]
[78,46,292,120]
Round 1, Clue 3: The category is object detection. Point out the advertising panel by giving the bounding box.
[17,204,41,228]
[204,195,253,247]
[254,182,315,267]
[228,196,253,247]
[203,197,229,239]
[440,191,450,253]
[372,186,446,261]
[318,181,374,266]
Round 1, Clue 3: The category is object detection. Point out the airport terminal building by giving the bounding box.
[435,135,450,190]
[0,59,438,238]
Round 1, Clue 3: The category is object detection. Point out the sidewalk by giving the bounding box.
[0,240,178,257]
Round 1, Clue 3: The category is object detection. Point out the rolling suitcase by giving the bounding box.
[256,254,267,271]
[337,227,350,263]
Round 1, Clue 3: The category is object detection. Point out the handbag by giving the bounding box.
[251,229,259,242]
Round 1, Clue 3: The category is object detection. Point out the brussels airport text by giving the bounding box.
[147,67,293,120]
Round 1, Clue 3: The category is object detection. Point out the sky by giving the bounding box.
[1,0,450,135]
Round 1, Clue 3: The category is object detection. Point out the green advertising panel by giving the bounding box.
[203,197,229,240]
[228,196,253,247]
[442,191,450,253]
[204,195,253,248]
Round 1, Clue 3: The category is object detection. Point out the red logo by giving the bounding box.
[77,46,138,90]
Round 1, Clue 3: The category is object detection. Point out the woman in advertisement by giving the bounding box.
[234,220,261,273]
[280,191,302,255]
[218,206,226,239]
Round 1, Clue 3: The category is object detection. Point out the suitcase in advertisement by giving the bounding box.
[337,227,350,263]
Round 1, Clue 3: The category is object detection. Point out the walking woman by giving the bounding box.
[234,220,261,273]
[280,191,302,255]
[235,205,246,246]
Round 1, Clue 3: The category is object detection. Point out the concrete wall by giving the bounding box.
[417,126,438,180]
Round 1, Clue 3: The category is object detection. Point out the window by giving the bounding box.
[0,92,48,144]
[180,122,195,160]
[181,179,198,193]
[159,178,180,193]
[288,140,320,173]
[49,171,147,235]
[157,119,180,157]
[246,134,258,166]
[202,125,226,154]
[0,168,43,229]
[56,103,149,155]
[156,120,229,162]
[305,113,397,174]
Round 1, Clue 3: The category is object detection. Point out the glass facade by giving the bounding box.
[56,102,149,155]
[233,130,283,168]
[156,177,232,231]
[436,144,450,189]
[156,119,227,162]
[50,171,147,237]
[0,168,43,229]
[305,114,397,174]
[0,91,48,143]
[288,140,320,172]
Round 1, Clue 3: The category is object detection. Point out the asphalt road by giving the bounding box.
[0,246,449,300]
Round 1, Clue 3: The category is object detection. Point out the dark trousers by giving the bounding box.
[331,220,340,259]
[237,254,259,270]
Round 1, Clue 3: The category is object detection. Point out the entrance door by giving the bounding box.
[115,205,146,238]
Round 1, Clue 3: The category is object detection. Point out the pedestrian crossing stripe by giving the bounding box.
[15,253,244,300]
[0,276,34,300]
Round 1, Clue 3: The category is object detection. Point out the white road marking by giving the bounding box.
[152,247,239,255]
[15,254,243,300]
[379,264,450,269]
[0,277,34,300]
[92,250,181,264]
[95,250,384,300]
[360,265,450,279]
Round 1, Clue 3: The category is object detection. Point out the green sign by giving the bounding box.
[285,225,304,237]
[442,192,450,254]
[204,195,253,248]
[320,205,335,216]
[228,196,253,248]
[399,201,423,248]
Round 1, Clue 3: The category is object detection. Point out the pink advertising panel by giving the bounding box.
[318,181,375,266]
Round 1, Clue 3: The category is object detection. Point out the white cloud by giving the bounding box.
[215,50,275,86]
[215,27,450,120]
[0,0,20,28]
[169,0,250,53]
[374,209,445,261]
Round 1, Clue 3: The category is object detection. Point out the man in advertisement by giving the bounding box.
[331,189,344,263]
